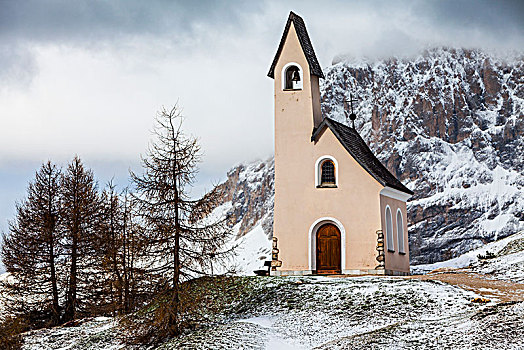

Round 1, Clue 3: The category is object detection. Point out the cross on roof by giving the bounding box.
[343,92,358,128]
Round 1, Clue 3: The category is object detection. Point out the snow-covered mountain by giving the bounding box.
[322,47,524,264]
[208,159,274,273]
[220,47,524,265]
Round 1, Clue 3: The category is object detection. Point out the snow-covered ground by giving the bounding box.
[6,224,524,349]
[3,228,524,349]
[412,230,524,283]
[21,317,120,350]
[230,222,272,275]
[0,272,10,320]
[19,276,524,350]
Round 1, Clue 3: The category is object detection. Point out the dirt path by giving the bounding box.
[407,271,524,302]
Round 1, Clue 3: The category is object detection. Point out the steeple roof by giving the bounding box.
[267,11,324,79]
[312,118,413,195]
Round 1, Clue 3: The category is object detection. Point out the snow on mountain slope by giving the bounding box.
[321,47,524,264]
[230,223,272,275]
[213,158,274,240]
[203,195,272,275]
[204,159,274,275]
[214,47,523,266]
[413,230,524,283]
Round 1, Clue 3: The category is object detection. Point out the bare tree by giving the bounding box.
[1,161,63,326]
[98,183,153,316]
[60,156,104,322]
[97,181,124,315]
[2,157,157,329]
[130,104,235,339]
[119,188,157,313]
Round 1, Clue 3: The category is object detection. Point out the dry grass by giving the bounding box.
[0,316,28,350]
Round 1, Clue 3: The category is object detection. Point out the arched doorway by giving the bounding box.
[316,223,341,274]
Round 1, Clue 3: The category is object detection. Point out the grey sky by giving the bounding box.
[0,0,522,244]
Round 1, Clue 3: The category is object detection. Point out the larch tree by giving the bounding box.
[60,156,104,322]
[2,157,156,329]
[118,188,156,314]
[99,184,152,315]
[99,181,128,315]
[130,104,235,340]
[1,161,63,326]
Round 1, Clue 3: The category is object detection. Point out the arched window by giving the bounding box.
[320,160,336,186]
[385,206,394,252]
[282,63,303,90]
[397,209,405,254]
[315,156,338,188]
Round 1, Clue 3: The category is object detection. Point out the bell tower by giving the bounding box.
[267,11,323,130]
[268,11,324,273]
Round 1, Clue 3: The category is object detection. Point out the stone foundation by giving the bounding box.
[270,269,410,276]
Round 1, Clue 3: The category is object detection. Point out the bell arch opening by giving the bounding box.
[281,62,303,90]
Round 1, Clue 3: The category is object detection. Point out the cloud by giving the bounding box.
[0,0,264,43]
[0,0,266,89]
[0,1,522,88]
[0,44,38,88]
[0,0,522,237]
[281,0,524,63]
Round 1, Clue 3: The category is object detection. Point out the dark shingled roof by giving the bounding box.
[312,118,413,195]
[268,11,324,79]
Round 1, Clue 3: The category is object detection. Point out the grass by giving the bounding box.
[19,275,524,349]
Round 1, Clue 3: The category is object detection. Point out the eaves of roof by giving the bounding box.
[312,118,414,195]
[268,11,324,79]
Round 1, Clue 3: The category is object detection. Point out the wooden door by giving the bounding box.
[316,223,341,274]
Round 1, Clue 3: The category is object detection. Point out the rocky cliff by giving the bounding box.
[213,159,274,239]
[217,47,524,265]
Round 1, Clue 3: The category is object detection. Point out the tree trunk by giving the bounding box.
[65,214,79,322]
[49,239,60,324]
[172,152,181,336]
[122,196,129,314]
[47,177,60,325]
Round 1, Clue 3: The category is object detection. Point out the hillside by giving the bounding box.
[5,229,521,349]
[18,273,524,349]
[217,47,524,265]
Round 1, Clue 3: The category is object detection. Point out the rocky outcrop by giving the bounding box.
[213,159,274,239]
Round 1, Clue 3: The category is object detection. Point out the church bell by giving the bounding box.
[292,70,300,81]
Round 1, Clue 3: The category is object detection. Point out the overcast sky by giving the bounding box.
[0,0,523,241]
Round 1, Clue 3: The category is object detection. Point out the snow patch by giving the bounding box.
[412,230,524,277]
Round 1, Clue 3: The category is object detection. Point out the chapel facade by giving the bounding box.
[269,12,413,276]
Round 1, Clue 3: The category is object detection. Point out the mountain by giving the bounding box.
[322,47,524,264]
[216,47,523,265]
[214,159,274,240]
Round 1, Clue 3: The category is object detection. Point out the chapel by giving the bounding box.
[269,12,413,276]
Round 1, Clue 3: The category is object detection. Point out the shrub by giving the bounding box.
[120,276,253,345]
[477,251,496,260]
[0,316,28,350]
